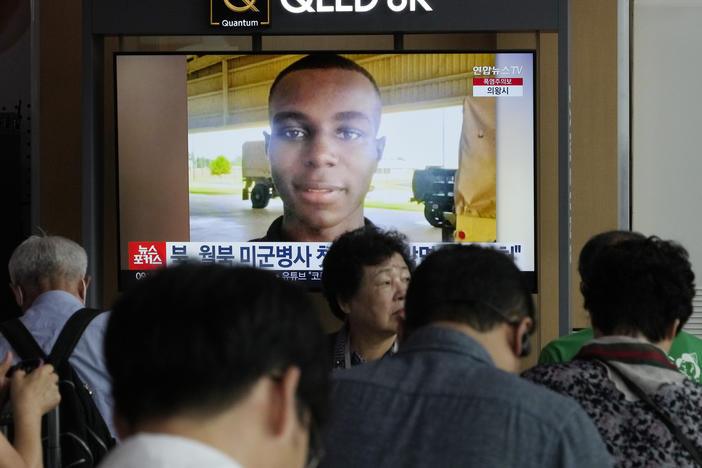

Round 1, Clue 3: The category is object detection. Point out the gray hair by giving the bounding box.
[9,235,88,290]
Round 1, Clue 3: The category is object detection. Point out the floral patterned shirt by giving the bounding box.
[523,354,702,467]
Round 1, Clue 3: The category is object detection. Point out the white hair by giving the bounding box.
[8,235,88,290]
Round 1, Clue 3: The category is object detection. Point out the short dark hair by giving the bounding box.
[578,230,645,284]
[404,244,534,334]
[584,236,695,342]
[105,263,329,429]
[269,53,380,106]
[322,226,414,321]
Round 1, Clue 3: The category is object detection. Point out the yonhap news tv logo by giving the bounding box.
[210,0,271,28]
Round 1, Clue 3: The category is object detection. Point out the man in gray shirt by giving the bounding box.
[320,244,612,468]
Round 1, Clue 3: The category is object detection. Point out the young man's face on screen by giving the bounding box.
[266,68,385,241]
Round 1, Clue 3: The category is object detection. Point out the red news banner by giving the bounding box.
[472,77,524,97]
[128,242,527,272]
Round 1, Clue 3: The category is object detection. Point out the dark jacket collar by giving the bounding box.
[250,216,375,242]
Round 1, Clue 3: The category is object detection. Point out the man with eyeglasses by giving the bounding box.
[319,244,613,468]
[100,263,329,468]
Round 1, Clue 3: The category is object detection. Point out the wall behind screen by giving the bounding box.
[632,1,702,338]
[116,55,190,268]
[570,0,619,329]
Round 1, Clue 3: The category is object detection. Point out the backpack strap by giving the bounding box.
[0,318,47,360]
[48,308,105,367]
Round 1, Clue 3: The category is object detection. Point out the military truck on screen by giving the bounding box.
[241,140,278,209]
[411,166,456,228]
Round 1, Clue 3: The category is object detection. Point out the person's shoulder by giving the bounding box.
[329,351,421,400]
[73,310,111,362]
[452,363,605,448]
[516,365,613,464]
[654,379,702,435]
[523,358,598,380]
[512,364,583,407]
[522,360,604,396]
[331,356,389,384]
[672,330,702,348]
[661,375,702,399]
[249,216,284,242]
[538,328,593,364]
[101,433,242,468]
[76,308,110,332]
[677,330,702,340]
[87,308,110,323]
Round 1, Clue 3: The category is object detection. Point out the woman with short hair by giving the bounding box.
[523,236,702,467]
[322,226,414,369]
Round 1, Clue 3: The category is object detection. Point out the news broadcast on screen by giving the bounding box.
[115,52,535,289]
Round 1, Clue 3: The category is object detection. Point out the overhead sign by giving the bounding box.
[279,0,432,13]
[210,0,434,29]
[210,0,271,28]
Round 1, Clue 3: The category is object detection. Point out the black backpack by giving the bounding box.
[0,308,116,468]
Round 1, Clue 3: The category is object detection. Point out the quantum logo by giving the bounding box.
[280,0,433,14]
[211,0,270,27]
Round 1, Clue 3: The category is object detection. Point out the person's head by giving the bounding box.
[405,244,534,371]
[106,263,329,468]
[8,234,89,311]
[322,226,413,340]
[583,236,695,344]
[578,230,645,285]
[265,54,385,241]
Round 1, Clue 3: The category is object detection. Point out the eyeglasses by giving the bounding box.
[305,417,325,468]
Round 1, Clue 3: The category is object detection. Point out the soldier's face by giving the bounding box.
[266,68,384,235]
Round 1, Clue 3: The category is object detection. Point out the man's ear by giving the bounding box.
[79,275,91,303]
[666,318,681,342]
[513,317,533,358]
[9,283,23,307]
[337,297,353,318]
[269,366,302,438]
[375,136,386,162]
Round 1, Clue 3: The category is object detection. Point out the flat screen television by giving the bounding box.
[114,51,536,290]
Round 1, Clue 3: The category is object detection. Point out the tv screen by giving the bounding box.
[115,52,535,290]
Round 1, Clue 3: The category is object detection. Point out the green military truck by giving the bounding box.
[241,140,278,209]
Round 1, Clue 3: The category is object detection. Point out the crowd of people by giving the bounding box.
[1,53,701,467]
[1,226,701,467]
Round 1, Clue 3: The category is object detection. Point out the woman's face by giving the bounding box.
[341,252,411,338]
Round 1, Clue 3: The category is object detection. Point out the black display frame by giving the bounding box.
[113,49,538,293]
